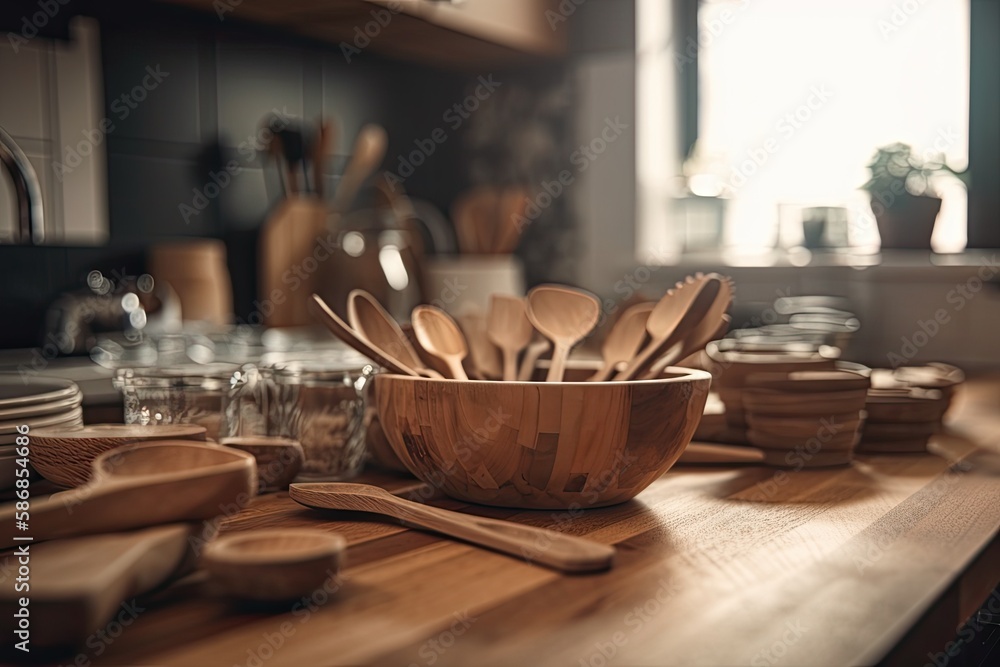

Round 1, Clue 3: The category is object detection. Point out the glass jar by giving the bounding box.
[223,351,374,481]
[113,363,239,440]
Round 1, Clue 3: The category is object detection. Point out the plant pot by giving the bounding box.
[871,194,941,250]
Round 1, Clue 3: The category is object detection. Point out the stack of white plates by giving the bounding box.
[0,375,84,490]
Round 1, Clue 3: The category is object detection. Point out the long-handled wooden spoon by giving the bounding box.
[348,289,443,378]
[588,301,654,381]
[0,442,255,548]
[487,294,534,381]
[525,285,601,382]
[308,294,421,377]
[289,483,615,573]
[614,274,722,381]
[644,277,734,378]
[411,305,470,380]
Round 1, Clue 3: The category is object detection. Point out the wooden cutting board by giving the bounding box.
[0,523,207,650]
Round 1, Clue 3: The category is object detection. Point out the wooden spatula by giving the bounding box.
[289,483,615,573]
[487,294,534,381]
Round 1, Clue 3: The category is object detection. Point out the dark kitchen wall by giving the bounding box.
[0,0,476,348]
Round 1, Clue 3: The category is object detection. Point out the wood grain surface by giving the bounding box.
[26,379,1000,666]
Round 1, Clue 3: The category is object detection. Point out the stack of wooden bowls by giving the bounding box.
[857,364,963,453]
[740,370,870,467]
[705,340,841,430]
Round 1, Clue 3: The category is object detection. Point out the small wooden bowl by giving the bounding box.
[746,428,860,452]
[203,529,346,601]
[865,388,948,424]
[30,423,207,487]
[742,389,868,417]
[375,368,712,509]
[220,437,304,491]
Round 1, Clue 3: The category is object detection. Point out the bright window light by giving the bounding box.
[639,0,971,256]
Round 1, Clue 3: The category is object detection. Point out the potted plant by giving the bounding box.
[863,143,967,250]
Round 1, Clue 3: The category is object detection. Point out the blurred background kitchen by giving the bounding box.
[0,0,997,412]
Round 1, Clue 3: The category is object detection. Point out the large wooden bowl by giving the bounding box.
[375,368,712,509]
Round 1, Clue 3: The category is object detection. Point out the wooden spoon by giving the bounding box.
[525,285,601,382]
[289,483,615,573]
[614,274,722,381]
[348,290,443,378]
[0,523,207,649]
[308,294,421,377]
[589,302,654,381]
[0,441,255,548]
[332,124,388,214]
[203,528,346,601]
[517,336,552,382]
[457,312,503,380]
[487,294,534,381]
[644,278,734,378]
[411,305,470,380]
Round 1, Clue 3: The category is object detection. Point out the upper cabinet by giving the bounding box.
[159,0,567,69]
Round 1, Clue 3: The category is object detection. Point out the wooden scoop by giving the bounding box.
[348,289,443,378]
[203,528,346,601]
[589,301,654,381]
[0,441,256,548]
[525,285,601,382]
[411,305,469,380]
[487,294,534,381]
[615,274,722,381]
[289,483,615,573]
[308,294,420,377]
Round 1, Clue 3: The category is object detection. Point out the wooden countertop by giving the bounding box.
[90,379,1000,666]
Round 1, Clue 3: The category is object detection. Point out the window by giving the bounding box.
[637,0,971,258]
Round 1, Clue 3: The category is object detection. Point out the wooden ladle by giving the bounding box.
[614,274,722,381]
[411,305,470,380]
[589,301,654,381]
[347,289,443,378]
[308,294,421,377]
[487,294,534,381]
[525,285,601,382]
[0,441,256,548]
[289,483,615,573]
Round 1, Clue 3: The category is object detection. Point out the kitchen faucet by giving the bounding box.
[0,124,44,244]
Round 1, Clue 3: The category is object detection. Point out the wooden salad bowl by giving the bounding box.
[375,368,712,509]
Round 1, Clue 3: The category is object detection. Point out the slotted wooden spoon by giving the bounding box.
[289,483,615,573]
[614,274,722,381]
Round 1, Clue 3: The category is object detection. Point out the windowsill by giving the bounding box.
[653,248,1000,272]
